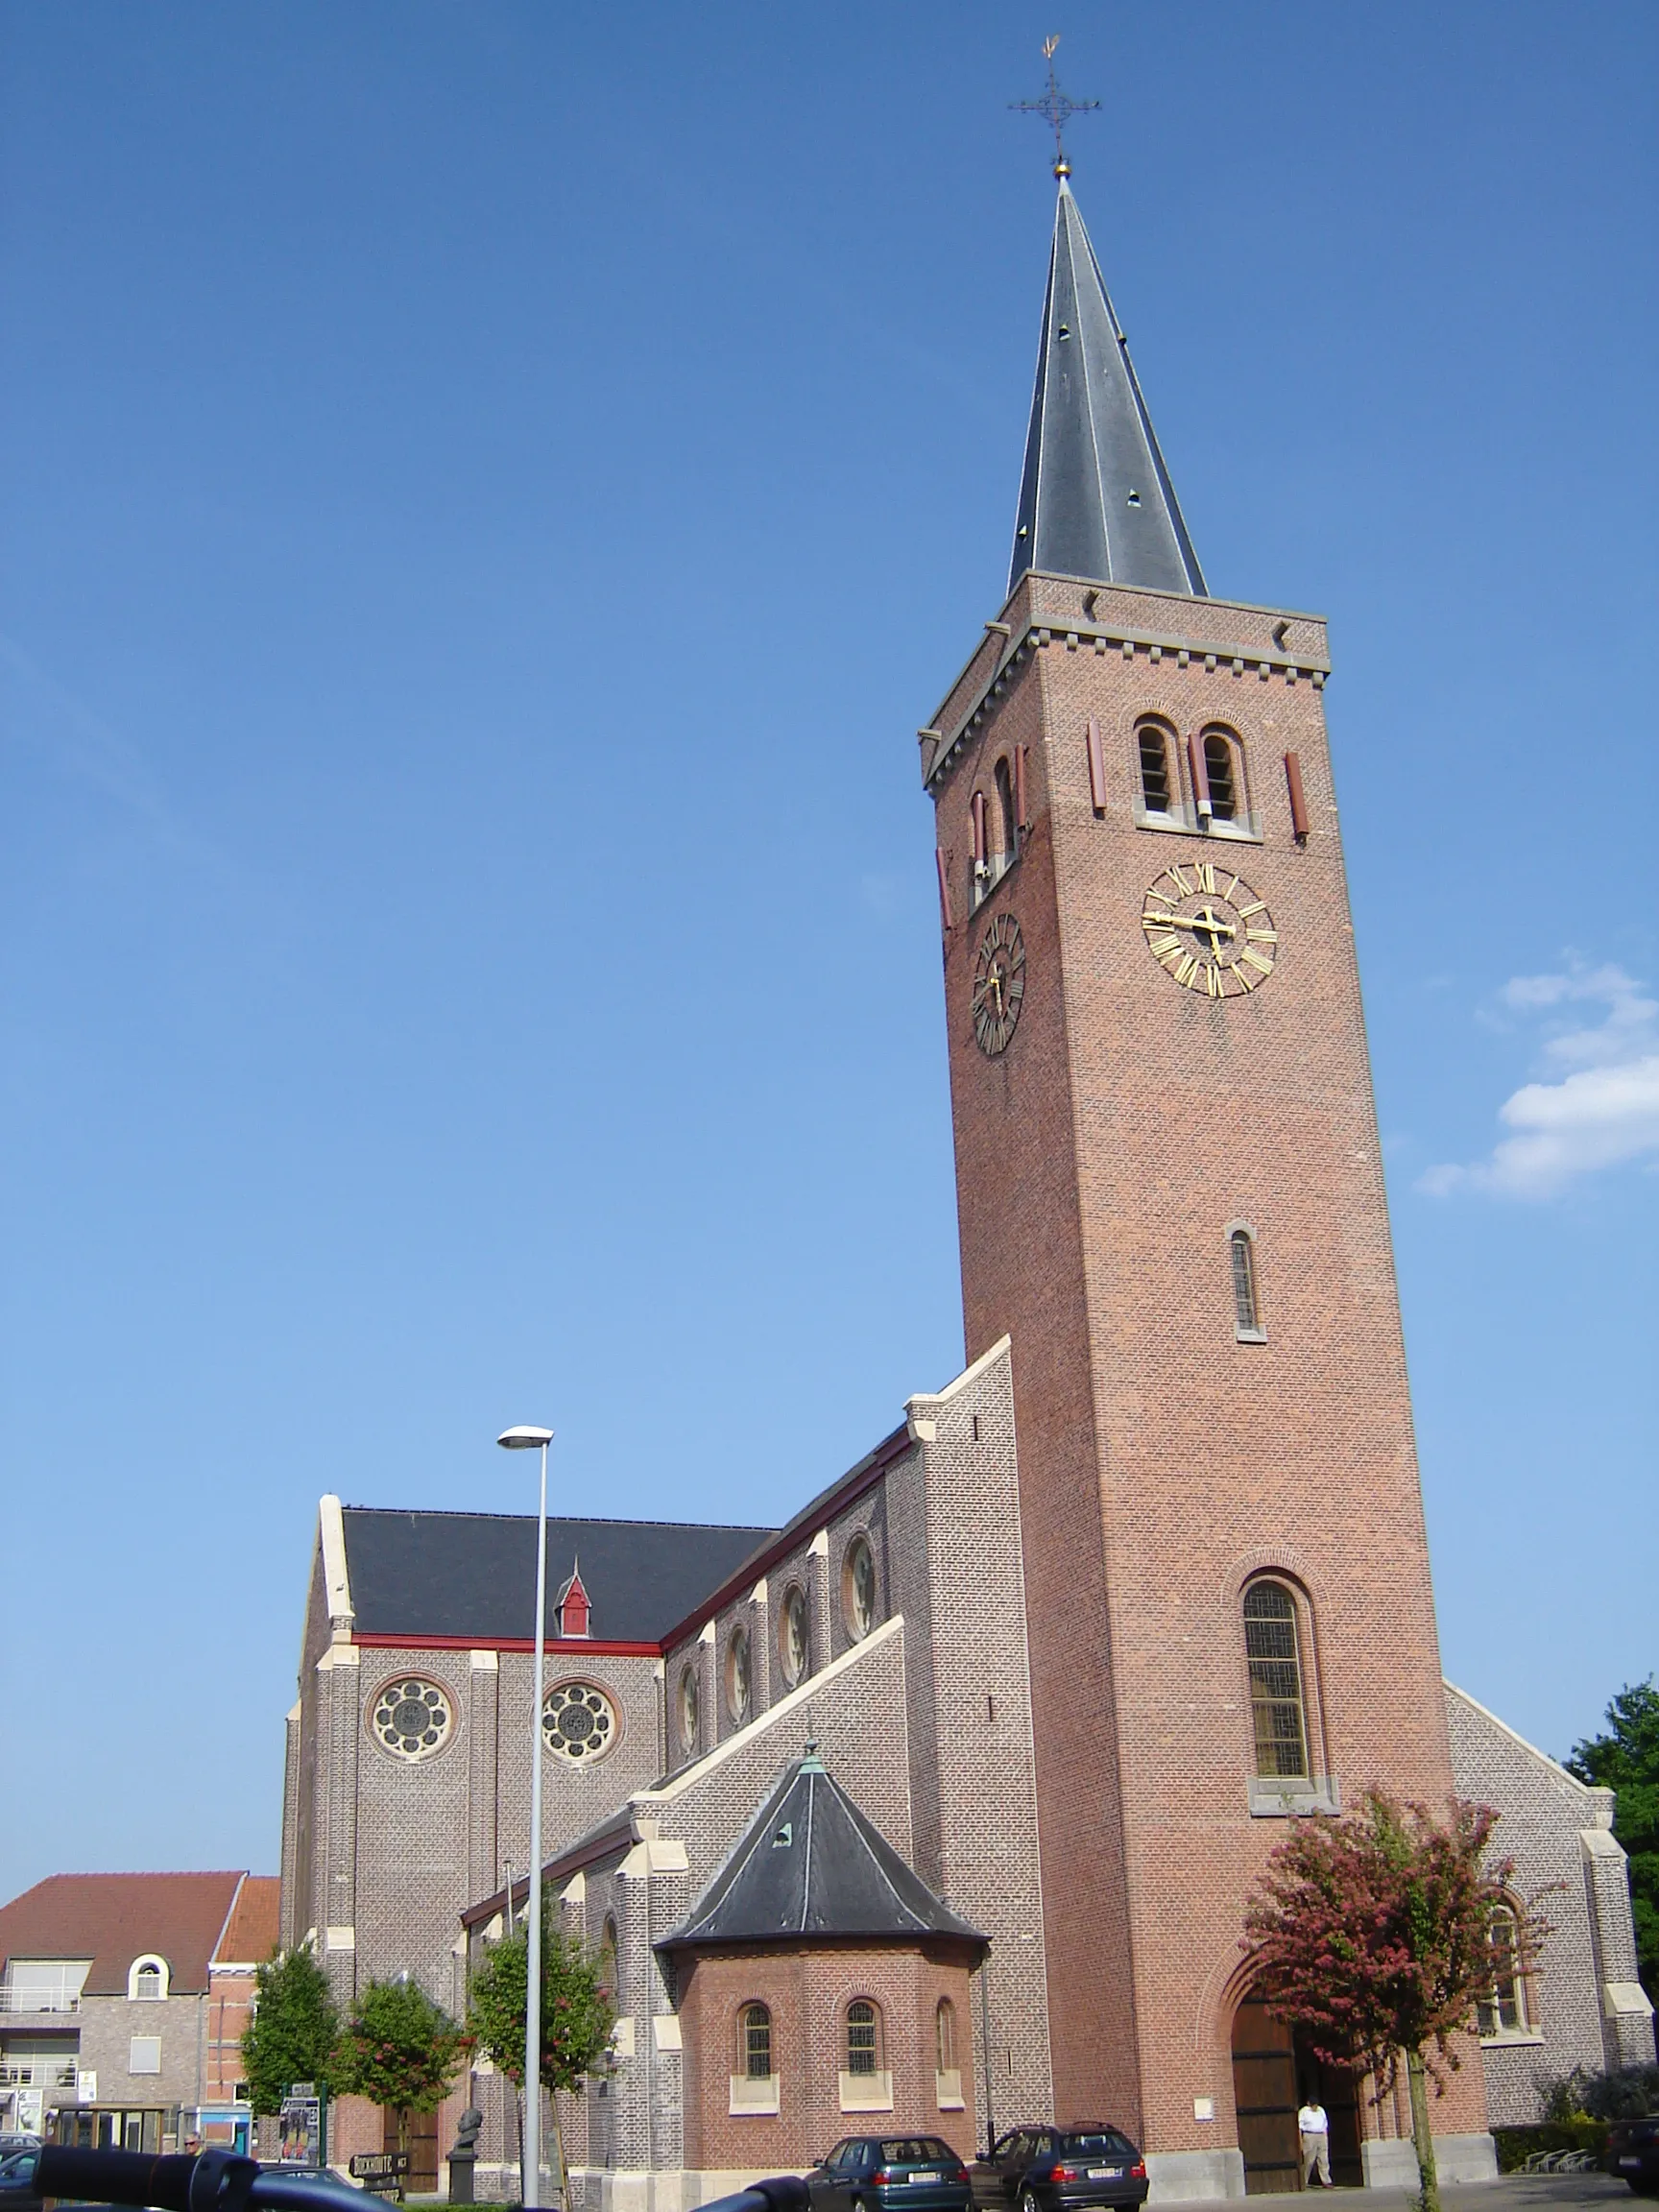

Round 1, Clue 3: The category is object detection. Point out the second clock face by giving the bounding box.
[972,912,1025,1054]
[1141,861,1278,998]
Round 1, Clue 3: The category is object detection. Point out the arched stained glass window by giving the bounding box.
[740,2002,773,2079]
[1243,1581,1310,1780]
[845,1999,881,2076]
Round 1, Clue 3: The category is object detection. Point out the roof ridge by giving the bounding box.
[340,1504,776,1535]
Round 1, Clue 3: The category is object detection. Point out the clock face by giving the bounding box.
[1141,861,1278,998]
[972,912,1025,1054]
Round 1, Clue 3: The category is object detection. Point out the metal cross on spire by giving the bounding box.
[1009,35,1101,180]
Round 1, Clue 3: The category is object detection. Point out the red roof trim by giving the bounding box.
[655,1423,911,1656]
[352,1633,661,1657]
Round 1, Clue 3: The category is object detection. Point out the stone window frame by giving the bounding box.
[1132,715,1183,827]
[934,1996,965,2111]
[1477,1898,1543,2045]
[1226,1221,1267,1344]
[778,1581,810,1689]
[367,1671,458,1766]
[127,1955,169,2003]
[840,1533,878,1644]
[1198,722,1252,830]
[541,1677,622,1769]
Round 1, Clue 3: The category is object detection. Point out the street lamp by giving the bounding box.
[498,1424,554,2209]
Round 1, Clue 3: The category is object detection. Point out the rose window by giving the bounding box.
[543,1681,617,1766]
[372,1678,453,1762]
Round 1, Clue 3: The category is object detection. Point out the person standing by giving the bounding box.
[1298,2097,1332,2187]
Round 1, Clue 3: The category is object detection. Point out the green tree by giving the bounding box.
[467,1904,615,2204]
[1243,1792,1545,2212]
[334,1977,468,2163]
[240,1946,341,2119]
[1568,1679,1659,2004]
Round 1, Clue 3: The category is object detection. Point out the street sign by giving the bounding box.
[349,2151,409,2199]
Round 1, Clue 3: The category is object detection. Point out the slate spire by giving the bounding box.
[1009,181,1207,600]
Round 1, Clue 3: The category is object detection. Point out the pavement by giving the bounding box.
[1153,2180,1632,2212]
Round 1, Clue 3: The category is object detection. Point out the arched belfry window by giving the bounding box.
[1243,1581,1310,1781]
[1230,1229,1264,1341]
[1138,725,1174,816]
[1203,732,1240,822]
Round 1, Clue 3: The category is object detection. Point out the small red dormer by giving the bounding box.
[555,1563,591,1639]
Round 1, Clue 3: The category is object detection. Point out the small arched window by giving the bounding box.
[1243,1581,1310,1780]
[740,2001,774,2080]
[845,1998,881,2076]
[128,1956,168,2003]
[934,1997,956,2074]
[1138,725,1173,815]
[994,757,1018,862]
[1477,1905,1530,2038]
[1204,733,1239,822]
[1230,1229,1263,1340]
[599,1916,618,2001]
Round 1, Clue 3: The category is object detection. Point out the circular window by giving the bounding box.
[779,1584,808,1687]
[726,1627,751,1725]
[372,1677,453,1762]
[678,1664,700,1756]
[542,1681,618,1766]
[842,1536,877,1641]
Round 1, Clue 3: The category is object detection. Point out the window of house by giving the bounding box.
[1138,725,1173,814]
[1243,1581,1310,1780]
[845,1999,881,2076]
[129,2037,161,2076]
[1478,1906,1530,2038]
[726,1626,752,1725]
[779,1584,808,1688]
[994,757,1018,867]
[129,1957,167,2003]
[2,1961,90,2012]
[1203,733,1239,822]
[678,1665,700,1757]
[740,2002,773,2080]
[842,1537,877,1642]
[1230,1229,1263,1340]
[934,1998,956,2074]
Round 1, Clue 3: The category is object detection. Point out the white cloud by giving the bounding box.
[1421,962,1659,1199]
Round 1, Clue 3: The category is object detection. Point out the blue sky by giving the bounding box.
[2,2,1653,1900]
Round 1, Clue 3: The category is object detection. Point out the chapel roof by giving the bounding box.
[1008,181,1207,599]
[339,1505,777,1644]
[661,1750,986,1951]
[0,1871,255,1995]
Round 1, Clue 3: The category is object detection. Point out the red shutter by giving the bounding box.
[1188,732,1213,818]
[935,848,954,932]
[1285,750,1310,843]
[971,789,988,867]
[1086,720,1107,814]
[1015,744,1029,832]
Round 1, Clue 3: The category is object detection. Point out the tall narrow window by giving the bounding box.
[1230,1229,1262,1340]
[994,757,1018,865]
[1243,1581,1310,1780]
[934,1998,956,2075]
[1204,733,1238,821]
[741,2002,773,2079]
[845,1999,880,2076]
[598,1917,618,2001]
[1477,1907,1529,2037]
[1138,726,1172,814]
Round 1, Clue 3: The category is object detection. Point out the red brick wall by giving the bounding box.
[928,574,1485,2154]
[678,1945,978,2174]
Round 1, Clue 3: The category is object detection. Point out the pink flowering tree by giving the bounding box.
[334,1975,469,2167]
[1242,1791,1545,2212]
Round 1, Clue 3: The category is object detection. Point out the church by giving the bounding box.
[277,168,1653,2206]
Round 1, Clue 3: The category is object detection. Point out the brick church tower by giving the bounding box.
[918,178,1489,2181]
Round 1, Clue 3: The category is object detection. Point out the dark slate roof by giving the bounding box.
[341,1507,777,1644]
[1009,182,1207,600]
[661,1752,986,1950]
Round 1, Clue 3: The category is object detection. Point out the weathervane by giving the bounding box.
[1009,35,1100,180]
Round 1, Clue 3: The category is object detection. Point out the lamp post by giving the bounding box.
[498,1424,554,2208]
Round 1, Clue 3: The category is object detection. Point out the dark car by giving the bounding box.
[970,2127,1147,2212]
[0,2149,42,2210]
[808,2135,974,2212]
[1606,2114,1659,2195]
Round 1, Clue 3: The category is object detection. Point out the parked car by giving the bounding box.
[807,2136,973,2212]
[1606,2114,1659,2195]
[969,2128,1147,2212]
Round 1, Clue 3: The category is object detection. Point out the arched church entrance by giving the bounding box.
[1230,1994,1363,2192]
